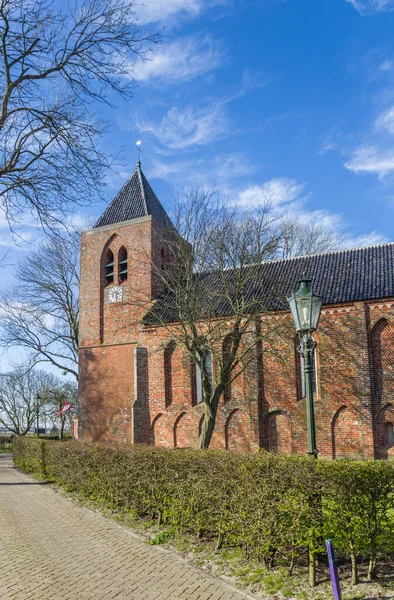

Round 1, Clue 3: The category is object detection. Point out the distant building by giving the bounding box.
[78,161,394,458]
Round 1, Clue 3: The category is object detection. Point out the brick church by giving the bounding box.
[78,161,394,459]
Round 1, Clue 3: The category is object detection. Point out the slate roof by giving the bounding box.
[143,242,394,325]
[94,161,172,229]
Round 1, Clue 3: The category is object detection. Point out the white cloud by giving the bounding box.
[237,178,387,252]
[379,59,393,71]
[344,145,394,177]
[132,35,223,83]
[0,234,13,248]
[295,209,343,231]
[346,0,394,15]
[149,161,389,253]
[237,180,344,234]
[319,128,345,156]
[375,105,394,134]
[238,178,306,208]
[132,67,270,148]
[239,69,268,94]
[342,231,388,248]
[137,0,227,23]
[342,105,394,178]
[214,154,256,181]
[138,102,229,149]
[65,214,95,232]
[149,153,255,190]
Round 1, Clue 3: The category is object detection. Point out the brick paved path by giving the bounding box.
[0,454,257,600]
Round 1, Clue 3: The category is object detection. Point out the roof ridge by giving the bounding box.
[262,240,394,267]
[136,160,148,216]
[197,241,394,276]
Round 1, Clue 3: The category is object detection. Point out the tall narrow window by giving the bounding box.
[104,249,114,285]
[195,352,213,404]
[223,335,233,403]
[164,341,176,408]
[118,246,128,283]
[386,422,394,448]
[295,335,318,399]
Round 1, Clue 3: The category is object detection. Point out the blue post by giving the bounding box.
[326,539,342,600]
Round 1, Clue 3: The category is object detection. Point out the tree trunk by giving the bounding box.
[288,548,295,576]
[367,545,377,581]
[198,386,223,449]
[198,407,216,449]
[350,543,358,585]
[309,541,316,587]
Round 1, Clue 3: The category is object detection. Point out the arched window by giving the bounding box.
[195,351,212,404]
[386,422,394,448]
[118,246,128,283]
[104,249,114,285]
[295,335,318,400]
[164,341,176,408]
[372,319,394,398]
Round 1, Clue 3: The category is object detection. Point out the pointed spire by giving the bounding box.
[94,162,172,229]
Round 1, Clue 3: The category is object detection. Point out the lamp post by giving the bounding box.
[287,279,323,458]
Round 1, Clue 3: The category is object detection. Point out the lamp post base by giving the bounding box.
[306,449,319,459]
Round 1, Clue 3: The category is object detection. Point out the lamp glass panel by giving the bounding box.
[288,296,301,331]
[296,295,312,331]
[310,295,323,330]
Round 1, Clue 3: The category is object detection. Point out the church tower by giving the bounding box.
[78,161,172,441]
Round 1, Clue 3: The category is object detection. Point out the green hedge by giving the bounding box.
[13,438,394,584]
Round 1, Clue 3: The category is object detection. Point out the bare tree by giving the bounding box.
[0,0,159,231]
[0,368,58,435]
[0,230,79,378]
[138,190,290,449]
[278,216,342,259]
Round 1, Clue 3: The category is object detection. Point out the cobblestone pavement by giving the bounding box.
[0,454,258,600]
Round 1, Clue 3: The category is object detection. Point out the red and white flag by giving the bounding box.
[56,402,73,418]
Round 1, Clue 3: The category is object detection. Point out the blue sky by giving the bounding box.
[3,0,394,284]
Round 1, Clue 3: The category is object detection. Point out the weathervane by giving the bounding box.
[136,139,142,163]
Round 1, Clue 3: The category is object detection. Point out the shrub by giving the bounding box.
[12,437,394,584]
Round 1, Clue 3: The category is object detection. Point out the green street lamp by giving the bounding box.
[287,279,323,458]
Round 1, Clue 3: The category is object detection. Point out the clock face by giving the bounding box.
[108,286,124,304]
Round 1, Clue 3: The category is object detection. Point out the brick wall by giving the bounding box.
[78,220,394,458]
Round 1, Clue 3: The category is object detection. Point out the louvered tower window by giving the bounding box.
[104,250,114,285]
[118,246,128,283]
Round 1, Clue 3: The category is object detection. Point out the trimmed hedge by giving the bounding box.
[13,438,394,584]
